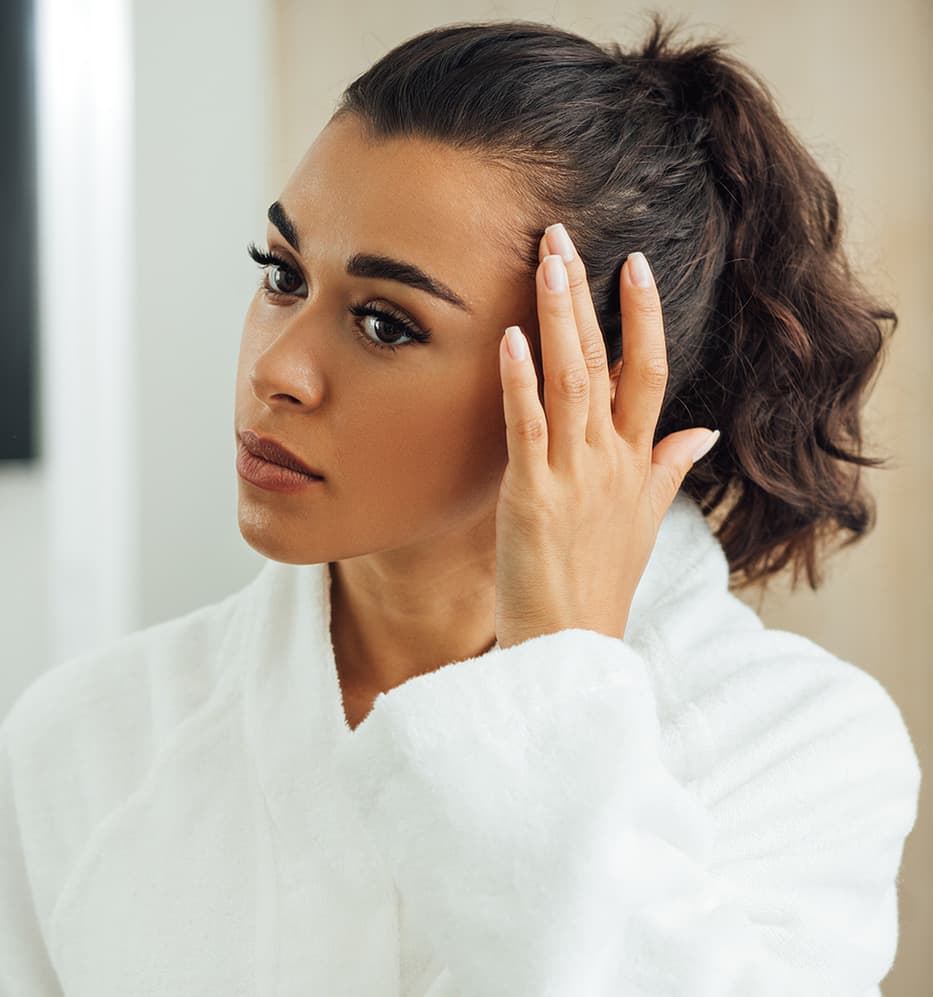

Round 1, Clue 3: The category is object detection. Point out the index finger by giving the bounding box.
[613,252,668,451]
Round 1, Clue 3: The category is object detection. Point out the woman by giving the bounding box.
[1,13,921,996]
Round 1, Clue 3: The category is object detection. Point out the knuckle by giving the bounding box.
[566,263,589,291]
[631,296,661,321]
[580,335,608,373]
[546,295,574,322]
[557,365,590,400]
[638,355,668,389]
[513,415,547,444]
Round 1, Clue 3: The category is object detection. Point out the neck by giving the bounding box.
[328,541,498,699]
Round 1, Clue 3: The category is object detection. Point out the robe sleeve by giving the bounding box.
[332,626,921,997]
[0,724,67,996]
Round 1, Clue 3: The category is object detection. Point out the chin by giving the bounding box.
[236,511,327,565]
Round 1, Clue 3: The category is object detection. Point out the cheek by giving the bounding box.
[344,372,508,505]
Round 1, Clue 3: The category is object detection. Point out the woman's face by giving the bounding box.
[234,113,541,565]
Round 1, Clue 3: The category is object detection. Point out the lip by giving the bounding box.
[236,441,325,493]
[238,429,325,478]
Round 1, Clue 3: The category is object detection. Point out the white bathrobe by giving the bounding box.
[0,492,922,996]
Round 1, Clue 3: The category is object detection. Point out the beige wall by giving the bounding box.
[271,2,931,992]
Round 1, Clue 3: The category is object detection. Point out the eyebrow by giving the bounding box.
[267,200,473,314]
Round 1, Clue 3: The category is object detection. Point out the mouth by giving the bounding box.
[238,429,325,479]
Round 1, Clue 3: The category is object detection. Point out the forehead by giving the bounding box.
[276,114,529,307]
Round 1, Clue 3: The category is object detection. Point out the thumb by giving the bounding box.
[649,428,720,517]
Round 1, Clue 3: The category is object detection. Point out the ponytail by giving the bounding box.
[615,14,897,591]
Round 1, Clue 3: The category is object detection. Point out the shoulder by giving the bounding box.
[646,563,922,826]
[625,497,922,808]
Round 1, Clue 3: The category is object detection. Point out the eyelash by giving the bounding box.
[246,241,433,354]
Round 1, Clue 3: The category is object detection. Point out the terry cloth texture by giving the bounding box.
[0,490,922,996]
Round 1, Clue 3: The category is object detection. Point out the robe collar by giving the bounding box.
[239,488,725,727]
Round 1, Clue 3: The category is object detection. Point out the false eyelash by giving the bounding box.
[346,302,432,351]
[247,240,296,274]
[246,240,433,353]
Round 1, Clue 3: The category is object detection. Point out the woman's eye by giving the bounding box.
[359,313,409,347]
[349,303,430,352]
[267,263,305,296]
[246,241,306,298]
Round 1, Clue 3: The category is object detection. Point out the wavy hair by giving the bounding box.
[333,12,897,593]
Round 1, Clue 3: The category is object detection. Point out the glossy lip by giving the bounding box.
[238,429,325,478]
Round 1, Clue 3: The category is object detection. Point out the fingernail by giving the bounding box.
[691,429,720,463]
[545,223,575,262]
[543,255,568,292]
[627,251,653,288]
[505,325,527,361]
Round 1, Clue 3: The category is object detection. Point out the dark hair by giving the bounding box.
[333,12,897,594]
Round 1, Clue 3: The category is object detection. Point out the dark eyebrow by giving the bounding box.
[267,200,473,314]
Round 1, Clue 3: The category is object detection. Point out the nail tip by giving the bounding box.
[627,251,654,288]
[691,429,721,463]
[545,222,575,263]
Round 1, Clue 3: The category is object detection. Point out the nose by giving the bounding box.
[248,319,325,409]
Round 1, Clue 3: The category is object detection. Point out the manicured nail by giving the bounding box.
[545,223,575,262]
[691,429,720,463]
[543,255,568,292]
[505,325,527,361]
[627,251,653,288]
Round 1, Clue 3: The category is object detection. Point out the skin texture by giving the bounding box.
[235,113,623,720]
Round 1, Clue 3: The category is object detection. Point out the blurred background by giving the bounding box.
[0,0,929,990]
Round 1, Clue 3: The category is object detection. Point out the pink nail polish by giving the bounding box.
[627,252,653,288]
[545,223,575,263]
[505,325,527,361]
[691,430,720,463]
[543,255,567,293]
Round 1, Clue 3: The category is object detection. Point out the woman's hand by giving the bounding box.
[494,224,719,650]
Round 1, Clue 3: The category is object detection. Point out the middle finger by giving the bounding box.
[536,249,589,472]
[539,226,614,448]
